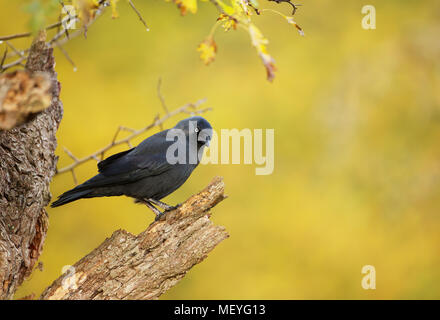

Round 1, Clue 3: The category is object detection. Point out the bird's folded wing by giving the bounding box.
[97,130,174,179]
[97,148,134,173]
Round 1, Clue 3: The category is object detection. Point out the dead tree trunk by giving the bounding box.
[40,177,228,300]
[0,31,63,299]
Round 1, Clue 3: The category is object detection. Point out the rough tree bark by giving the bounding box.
[40,177,228,300]
[0,31,63,299]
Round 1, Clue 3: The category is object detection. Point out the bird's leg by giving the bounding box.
[147,198,179,212]
[135,198,178,221]
[139,199,164,220]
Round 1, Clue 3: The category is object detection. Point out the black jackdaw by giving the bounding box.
[51,116,213,219]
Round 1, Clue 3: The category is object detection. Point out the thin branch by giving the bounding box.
[128,0,150,31]
[0,47,7,72]
[0,19,74,42]
[0,1,104,73]
[54,40,77,71]
[111,126,136,144]
[70,169,78,185]
[6,47,28,59]
[157,77,169,115]
[56,99,209,175]
[209,0,226,14]
[1,55,27,72]
[3,42,28,71]
[1,8,100,73]
[63,146,79,162]
[267,0,302,15]
[51,28,83,47]
[5,41,25,59]
[48,22,75,45]
[183,106,213,115]
[59,1,74,40]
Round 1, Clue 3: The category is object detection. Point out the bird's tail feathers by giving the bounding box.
[51,189,92,208]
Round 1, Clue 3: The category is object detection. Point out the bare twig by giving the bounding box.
[48,16,79,45]
[54,40,77,71]
[63,146,79,162]
[59,1,74,40]
[52,28,83,47]
[56,99,209,176]
[70,169,78,185]
[111,126,136,144]
[1,7,100,73]
[209,0,225,14]
[157,77,169,115]
[0,19,74,42]
[3,42,28,71]
[1,55,27,72]
[128,0,150,31]
[267,0,302,15]
[0,1,102,73]
[5,42,25,59]
[0,47,7,72]
[6,49,27,60]
[62,147,80,184]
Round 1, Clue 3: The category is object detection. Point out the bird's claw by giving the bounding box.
[153,203,181,221]
[165,203,181,212]
[154,211,164,221]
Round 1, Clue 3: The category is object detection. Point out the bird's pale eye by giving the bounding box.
[195,128,199,133]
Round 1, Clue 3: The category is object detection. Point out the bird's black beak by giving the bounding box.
[198,130,212,147]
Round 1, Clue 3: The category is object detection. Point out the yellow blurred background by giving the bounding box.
[2,0,440,299]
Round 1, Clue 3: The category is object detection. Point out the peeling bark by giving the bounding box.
[40,177,228,300]
[0,31,63,299]
[0,70,52,130]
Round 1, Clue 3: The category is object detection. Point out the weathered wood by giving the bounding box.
[0,70,52,130]
[40,177,228,300]
[0,30,63,299]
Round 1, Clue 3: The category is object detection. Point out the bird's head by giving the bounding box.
[174,116,213,147]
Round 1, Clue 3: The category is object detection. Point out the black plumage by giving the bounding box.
[51,116,212,218]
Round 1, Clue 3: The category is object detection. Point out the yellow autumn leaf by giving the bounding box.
[169,0,198,15]
[217,13,237,31]
[248,24,276,81]
[286,17,305,36]
[72,0,100,26]
[110,0,120,19]
[197,37,217,65]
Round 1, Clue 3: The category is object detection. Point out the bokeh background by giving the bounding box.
[1,0,440,299]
